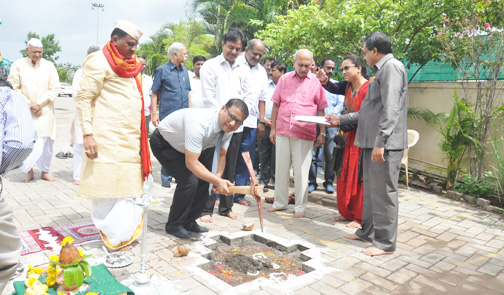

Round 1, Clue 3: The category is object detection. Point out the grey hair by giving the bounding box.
[294,49,313,61]
[87,46,100,55]
[168,42,185,58]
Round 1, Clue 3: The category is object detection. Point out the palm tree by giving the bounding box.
[188,0,257,51]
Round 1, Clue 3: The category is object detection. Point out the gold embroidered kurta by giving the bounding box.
[8,57,59,139]
[76,51,143,199]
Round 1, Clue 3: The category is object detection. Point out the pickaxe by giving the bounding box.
[226,151,264,232]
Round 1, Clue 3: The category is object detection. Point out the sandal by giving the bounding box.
[56,152,67,159]
[265,197,274,204]
[65,152,73,158]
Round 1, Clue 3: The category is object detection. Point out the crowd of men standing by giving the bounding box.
[0,20,409,292]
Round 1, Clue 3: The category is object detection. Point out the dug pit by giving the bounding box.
[198,234,314,286]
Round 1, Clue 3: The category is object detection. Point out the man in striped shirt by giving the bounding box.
[0,79,36,293]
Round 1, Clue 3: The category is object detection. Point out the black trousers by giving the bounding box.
[201,132,242,216]
[150,129,213,227]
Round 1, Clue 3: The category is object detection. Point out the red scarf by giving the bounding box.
[103,41,152,181]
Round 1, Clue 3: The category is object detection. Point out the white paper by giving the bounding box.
[294,116,330,125]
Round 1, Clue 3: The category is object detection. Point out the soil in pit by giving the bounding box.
[202,239,306,286]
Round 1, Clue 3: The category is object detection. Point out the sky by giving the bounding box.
[0,0,189,66]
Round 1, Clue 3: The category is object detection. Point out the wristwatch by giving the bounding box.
[319,133,326,136]
[258,121,266,125]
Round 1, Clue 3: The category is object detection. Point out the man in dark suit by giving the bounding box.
[326,32,408,256]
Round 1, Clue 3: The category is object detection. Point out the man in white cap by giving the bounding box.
[8,38,59,183]
[76,20,150,251]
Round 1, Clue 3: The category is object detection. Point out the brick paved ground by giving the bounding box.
[4,97,504,294]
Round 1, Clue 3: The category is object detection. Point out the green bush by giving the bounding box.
[455,171,494,199]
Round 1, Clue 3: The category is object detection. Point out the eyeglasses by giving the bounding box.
[338,66,357,73]
[226,106,244,126]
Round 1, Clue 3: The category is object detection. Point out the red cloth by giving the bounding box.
[336,81,369,223]
[102,41,152,181]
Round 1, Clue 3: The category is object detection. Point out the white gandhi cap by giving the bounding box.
[114,20,143,41]
[28,38,43,48]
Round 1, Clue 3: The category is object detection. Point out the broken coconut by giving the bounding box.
[174,245,189,257]
[242,223,254,231]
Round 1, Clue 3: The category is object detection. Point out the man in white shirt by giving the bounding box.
[199,28,254,222]
[231,39,268,207]
[138,57,153,134]
[71,45,100,185]
[258,61,286,189]
[188,55,206,108]
[8,38,59,183]
[150,99,248,238]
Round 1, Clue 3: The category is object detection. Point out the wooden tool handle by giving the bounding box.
[227,186,252,195]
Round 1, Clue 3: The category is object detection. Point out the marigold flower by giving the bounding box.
[28,277,38,286]
[46,275,57,287]
[49,254,59,262]
[79,249,84,257]
[61,236,74,246]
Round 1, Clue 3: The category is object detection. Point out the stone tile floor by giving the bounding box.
[4,97,504,294]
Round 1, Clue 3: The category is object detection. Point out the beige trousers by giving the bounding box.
[273,135,313,213]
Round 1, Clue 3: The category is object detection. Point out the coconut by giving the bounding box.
[59,243,81,264]
[174,245,189,257]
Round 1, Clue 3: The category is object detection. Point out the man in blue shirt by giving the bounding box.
[308,58,344,194]
[151,42,191,188]
[0,79,36,293]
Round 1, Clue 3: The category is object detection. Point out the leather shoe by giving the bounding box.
[308,184,316,193]
[165,225,194,239]
[324,183,335,194]
[184,221,209,233]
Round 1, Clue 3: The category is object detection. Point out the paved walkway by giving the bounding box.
[4,97,504,294]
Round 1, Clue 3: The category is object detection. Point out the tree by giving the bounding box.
[256,0,484,81]
[136,21,214,75]
[189,0,258,51]
[437,1,504,179]
[21,32,61,64]
[57,62,80,83]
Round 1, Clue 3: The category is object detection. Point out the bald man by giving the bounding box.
[268,49,328,218]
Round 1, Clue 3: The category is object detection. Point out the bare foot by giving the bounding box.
[73,180,80,185]
[214,200,220,208]
[267,207,285,212]
[41,172,56,182]
[21,169,35,183]
[344,234,371,243]
[200,215,213,223]
[227,212,238,220]
[346,220,361,228]
[362,246,393,256]
[118,245,133,251]
[294,212,305,218]
[332,216,349,222]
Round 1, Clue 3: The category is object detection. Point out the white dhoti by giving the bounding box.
[20,136,54,174]
[92,198,143,250]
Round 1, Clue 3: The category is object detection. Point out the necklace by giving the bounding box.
[350,84,359,97]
